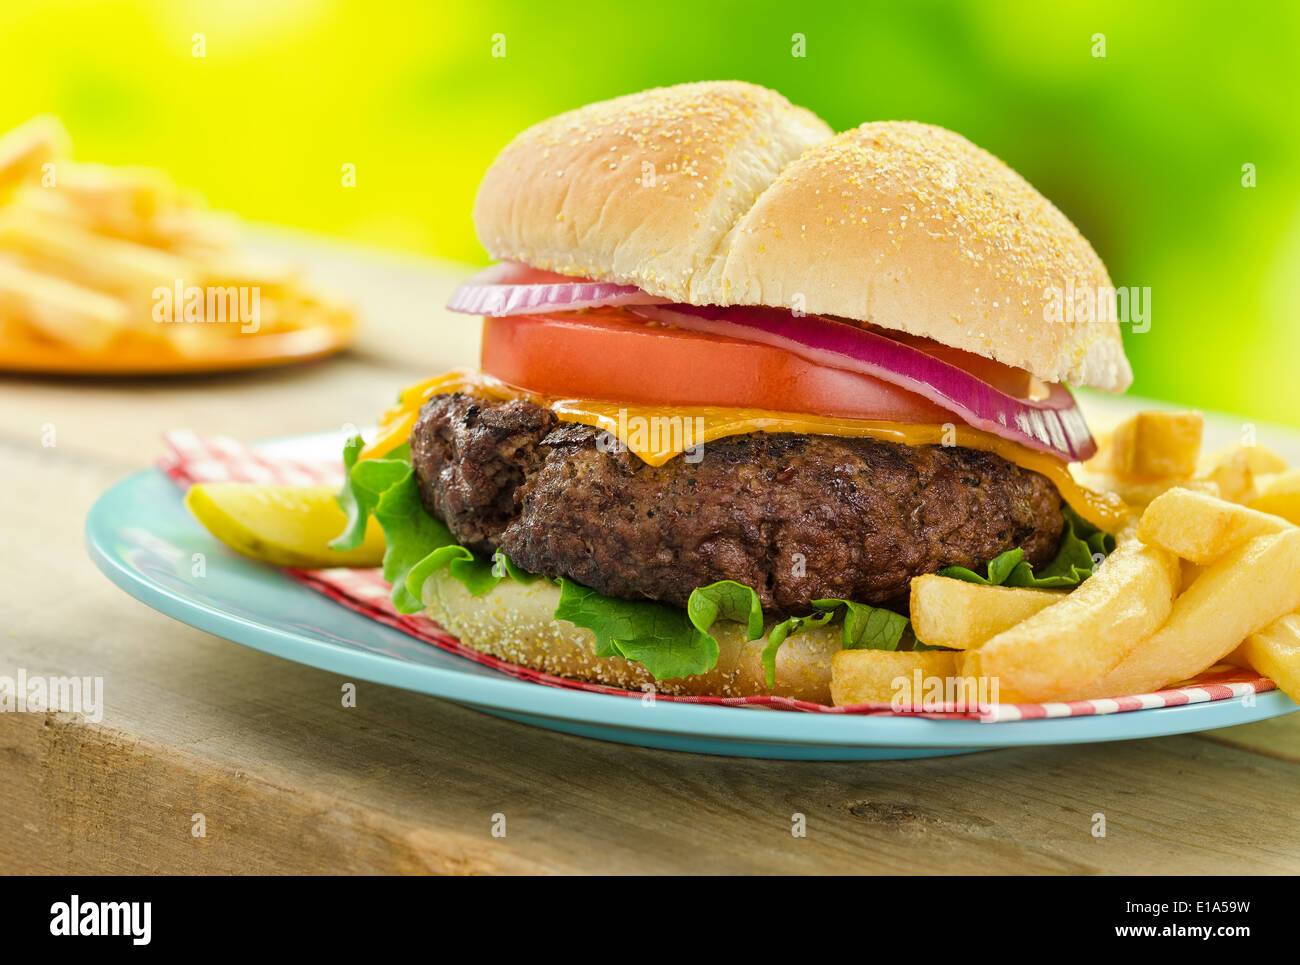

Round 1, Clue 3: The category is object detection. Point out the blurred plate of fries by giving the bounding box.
[0,116,355,374]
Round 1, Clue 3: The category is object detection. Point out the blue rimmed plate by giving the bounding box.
[86,428,1298,760]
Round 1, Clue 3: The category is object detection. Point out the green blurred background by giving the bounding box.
[3,0,1296,421]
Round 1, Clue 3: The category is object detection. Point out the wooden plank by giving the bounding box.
[6,659,1299,874]
[1198,713,1300,764]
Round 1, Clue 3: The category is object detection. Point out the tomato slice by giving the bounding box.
[480,308,955,423]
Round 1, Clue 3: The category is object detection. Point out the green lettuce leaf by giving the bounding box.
[814,599,913,651]
[761,610,835,689]
[757,599,914,689]
[331,440,551,611]
[405,544,499,601]
[330,437,410,552]
[329,436,368,550]
[554,580,719,679]
[552,578,774,682]
[687,579,764,641]
[938,506,1117,589]
[492,549,540,584]
[330,439,454,612]
[371,471,457,613]
[402,546,542,603]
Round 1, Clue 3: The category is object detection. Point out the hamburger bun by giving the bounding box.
[473,81,1130,391]
[720,122,1131,391]
[420,570,841,704]
[473,80,832,308]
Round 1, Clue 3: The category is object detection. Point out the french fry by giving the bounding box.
[196,251,300,294]
[1249,469,1300,525]
[52,161,186,225]
[1229,612,1300,703]
[1071,473,1218,513]
[1109,410,1203,479]
[0,115,70,199]
[1197,447,1256,504]
[830,649,959,707]
[0,115,356,360]
[1206,444,1289,476]
[909,574,1064,650]
[1196,444,1289,505]
[1091,530,1300,698]
[6,184,79,224]
[11,174,235,253]
[0,256,126,351]
[1077,432,1115,487]
[1137,488,1292,564]
[1178,558,1204,592]
[152,208,241,254]
[0,208,189,309]
[959,529,1181,702]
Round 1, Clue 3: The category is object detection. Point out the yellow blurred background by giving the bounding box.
[2,0,1297,421]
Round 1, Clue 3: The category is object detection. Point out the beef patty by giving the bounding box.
[410,392,1065,614]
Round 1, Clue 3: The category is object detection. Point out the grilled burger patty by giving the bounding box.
[410,392,1065,614]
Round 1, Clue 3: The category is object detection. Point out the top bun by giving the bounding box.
[473,81,831,305]
[474,83,1131,392]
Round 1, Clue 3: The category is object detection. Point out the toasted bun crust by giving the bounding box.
[420,570,840,703]
[720,122,1131,391]
[473,81,833,308]
[473,84,1131,391]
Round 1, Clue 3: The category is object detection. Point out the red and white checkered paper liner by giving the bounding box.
[159,431,1275,722]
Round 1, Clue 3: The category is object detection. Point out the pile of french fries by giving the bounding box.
[833,410,1300,708]
[0,115,353,362]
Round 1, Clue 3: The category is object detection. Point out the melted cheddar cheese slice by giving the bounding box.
[361,369,1129,532]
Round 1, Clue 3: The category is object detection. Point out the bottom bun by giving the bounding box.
[419,571,841,703]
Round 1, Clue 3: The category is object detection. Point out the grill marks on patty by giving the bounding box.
[410,396,554,556]
[410,392,1065,614]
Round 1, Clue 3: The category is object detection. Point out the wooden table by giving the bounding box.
[3,235,1298,875]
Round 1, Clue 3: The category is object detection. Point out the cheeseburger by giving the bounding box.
[331,81,1131,704]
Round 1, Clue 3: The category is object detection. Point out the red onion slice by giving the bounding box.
[447,262,670,317]
[631,304,1096,462]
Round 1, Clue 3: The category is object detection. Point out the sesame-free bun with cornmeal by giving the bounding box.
[472,80,832,306]
[474,82,1131,391]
